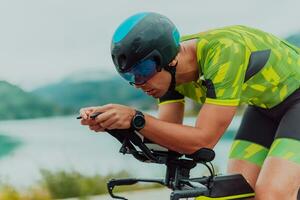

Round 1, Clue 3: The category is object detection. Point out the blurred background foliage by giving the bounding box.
[0,170,161,200]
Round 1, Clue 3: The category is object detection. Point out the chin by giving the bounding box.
[154,90,167,98]
[149,93,160,99]
[148,92,161,99]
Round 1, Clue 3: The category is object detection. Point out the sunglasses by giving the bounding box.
[118,59,158,85]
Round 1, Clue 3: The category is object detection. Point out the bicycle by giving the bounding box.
[104,128,255,200]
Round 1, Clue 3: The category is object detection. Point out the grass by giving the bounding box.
[0,169,162,200]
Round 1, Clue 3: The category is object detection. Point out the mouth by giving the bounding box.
[145,89,157,97]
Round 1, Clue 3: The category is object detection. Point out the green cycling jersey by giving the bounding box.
[161,25,300,109]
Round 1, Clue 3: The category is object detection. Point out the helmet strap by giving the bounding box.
[164,61,178,91]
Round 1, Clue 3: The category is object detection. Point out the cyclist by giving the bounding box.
[80,12,300,199]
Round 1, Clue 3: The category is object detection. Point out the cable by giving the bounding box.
[203,162,213,177]
[208,162,215,175]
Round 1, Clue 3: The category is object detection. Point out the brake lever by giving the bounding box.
[107,179,139,200]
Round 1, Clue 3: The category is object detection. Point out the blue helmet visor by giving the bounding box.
[119,59,157,85]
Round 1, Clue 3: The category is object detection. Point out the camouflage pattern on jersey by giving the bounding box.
[176,25,300,108]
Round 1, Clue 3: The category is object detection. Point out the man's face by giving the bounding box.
[135,69,171,98]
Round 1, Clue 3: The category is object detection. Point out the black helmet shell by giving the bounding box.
[111,12,180,73]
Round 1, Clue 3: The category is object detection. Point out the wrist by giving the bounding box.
[131,110,146,131]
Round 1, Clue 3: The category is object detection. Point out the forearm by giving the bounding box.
[141,114,216,154]
[85,103,234,154]
[158,102,184,124]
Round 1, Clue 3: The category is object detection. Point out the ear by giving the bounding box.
[168,55,179,67]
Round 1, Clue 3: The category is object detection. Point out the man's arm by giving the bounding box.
[158,102,184,124]
[141,104,236,154]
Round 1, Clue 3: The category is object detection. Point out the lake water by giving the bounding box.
[0,114,241,188]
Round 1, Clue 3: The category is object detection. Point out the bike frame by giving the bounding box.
[104,129,255,200]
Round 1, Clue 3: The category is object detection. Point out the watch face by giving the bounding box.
[134,115,145,129]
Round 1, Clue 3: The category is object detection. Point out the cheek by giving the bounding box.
[148,75,165,89]
[146,72,170,93]
[153,80,170,97]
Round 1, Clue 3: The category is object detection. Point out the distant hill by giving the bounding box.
[286,32,300,47]
[0,81,71,120]
[32,76,156,113]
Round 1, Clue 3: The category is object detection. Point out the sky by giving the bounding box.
[0,0,300,90]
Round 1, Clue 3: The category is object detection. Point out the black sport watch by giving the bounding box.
[131,110,145,131]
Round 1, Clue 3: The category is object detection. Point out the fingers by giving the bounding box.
[89,124,105,132]
[79,106,97,120]
[100,117,119,130]
[80,106,114,127]
[81,119,98,126]
[94,110,117,129]
[93,104,117,114]
[94,109,116,124]
[79,104,116,120]
[85,111,119,130]
[79,104,132,131]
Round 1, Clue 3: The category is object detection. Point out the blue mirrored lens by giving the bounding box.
[119,59,157,84]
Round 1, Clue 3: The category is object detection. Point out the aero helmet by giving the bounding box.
[111,12,180,85]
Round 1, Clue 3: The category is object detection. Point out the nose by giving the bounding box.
[134,83,146,89]
[134,84,141,89]
[135,84,150,94]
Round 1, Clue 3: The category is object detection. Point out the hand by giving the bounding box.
[79,106,105,132]
[92,104,135,130]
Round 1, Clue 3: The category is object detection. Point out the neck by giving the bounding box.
[175,39,199,85]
